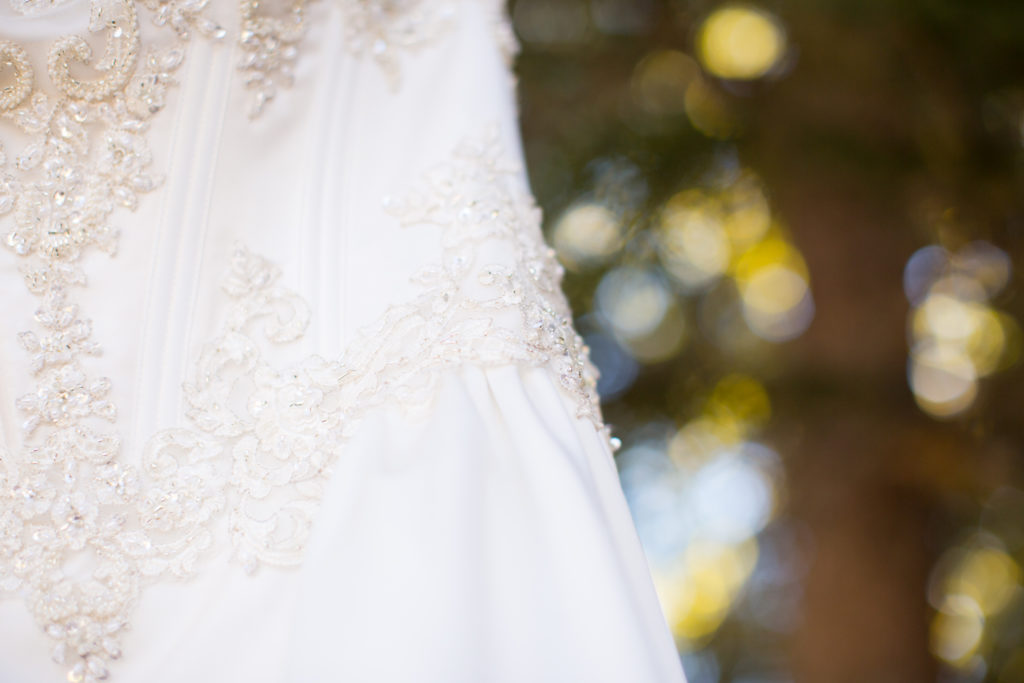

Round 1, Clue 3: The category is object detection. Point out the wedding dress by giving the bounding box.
[0,1,687,681]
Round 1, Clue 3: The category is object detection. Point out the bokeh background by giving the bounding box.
[509,1,1024,681]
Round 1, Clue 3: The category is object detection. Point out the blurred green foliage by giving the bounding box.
[512,0,1024,680]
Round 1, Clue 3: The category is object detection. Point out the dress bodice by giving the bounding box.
[0,3,607,680]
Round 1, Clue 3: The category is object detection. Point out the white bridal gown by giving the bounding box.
[0,0,686,681]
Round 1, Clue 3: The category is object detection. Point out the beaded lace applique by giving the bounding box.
[237,0,518,116]
[235,0,460,117]
[179,130,605,574]
[0,3,583,681]
[237,0,311,117]
[166,131,605,582]
[142,131,606,578]
[1,128,605,680]
[339,0,457,83]
[339,0,518,82]
[8,0,74,15]
[0,1,223,680]
[380,132,600,426]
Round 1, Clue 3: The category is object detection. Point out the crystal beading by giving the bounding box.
[237,0,518,116]
[0,3,599,681]
[0,42,34,112]
[339,0,457,83]
[237,0,311,117]
[1,1,221,680]
[7,0,79,15]
[47,0,141,103]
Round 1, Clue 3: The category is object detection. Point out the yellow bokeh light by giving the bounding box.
[667,376,771,472]
[730,235,813,341]
[732,235,809,283]
[951,241,1012,297]
[652,568,699,643]
[918,293,983,343]
[905,247,1020,419]
[551,202,623,270]
[655,539,759,644]
[706,374,772,431]
[965,307,1007,376]
[741,265,808,317]
[674,569,733,640]
[909,344,978,418]
[721,179,772,249]
[740,264,813,341]
[928,273,988,304]
[658,192,731,289]
[627,303,689,364]
[930,594,985,665]
[632,49,700,116]
[944,546,1021,617]
[668,417,734,469]
[599,269,669,338]
[696,4,787,81]
[684,77,739,139]
[595,266,688,363]
[656,179,814,344]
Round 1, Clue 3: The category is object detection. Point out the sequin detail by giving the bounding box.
[2,129,606,680]
[339,0,457,83]
[140,0,228,39]
[7,0,78,15]
[235,0,466,117]
[240,0,519,115]
[341,0,518,80]
[381,131,602,428]
[168,130,606,577]
[0,1,221,680]
[0,41,33,113]
[237,0,311,117]
[0,3,589,680]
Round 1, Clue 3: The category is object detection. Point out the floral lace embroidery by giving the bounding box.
[0,2,566,680]
[172,131,606,576]
[164,132,605,579]
[237,0,311,117]
[380,131,601,427]
[140,0,228,40]
[340,0,519,81]
[1,129,605,681]
[339,0,457,84]
[8,0,75,15]
[239,0,519,115]
[0,1,222,681]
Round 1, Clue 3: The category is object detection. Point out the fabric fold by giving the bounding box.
[288,364,684,682]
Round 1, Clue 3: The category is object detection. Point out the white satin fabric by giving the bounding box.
[0,1,686,680]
